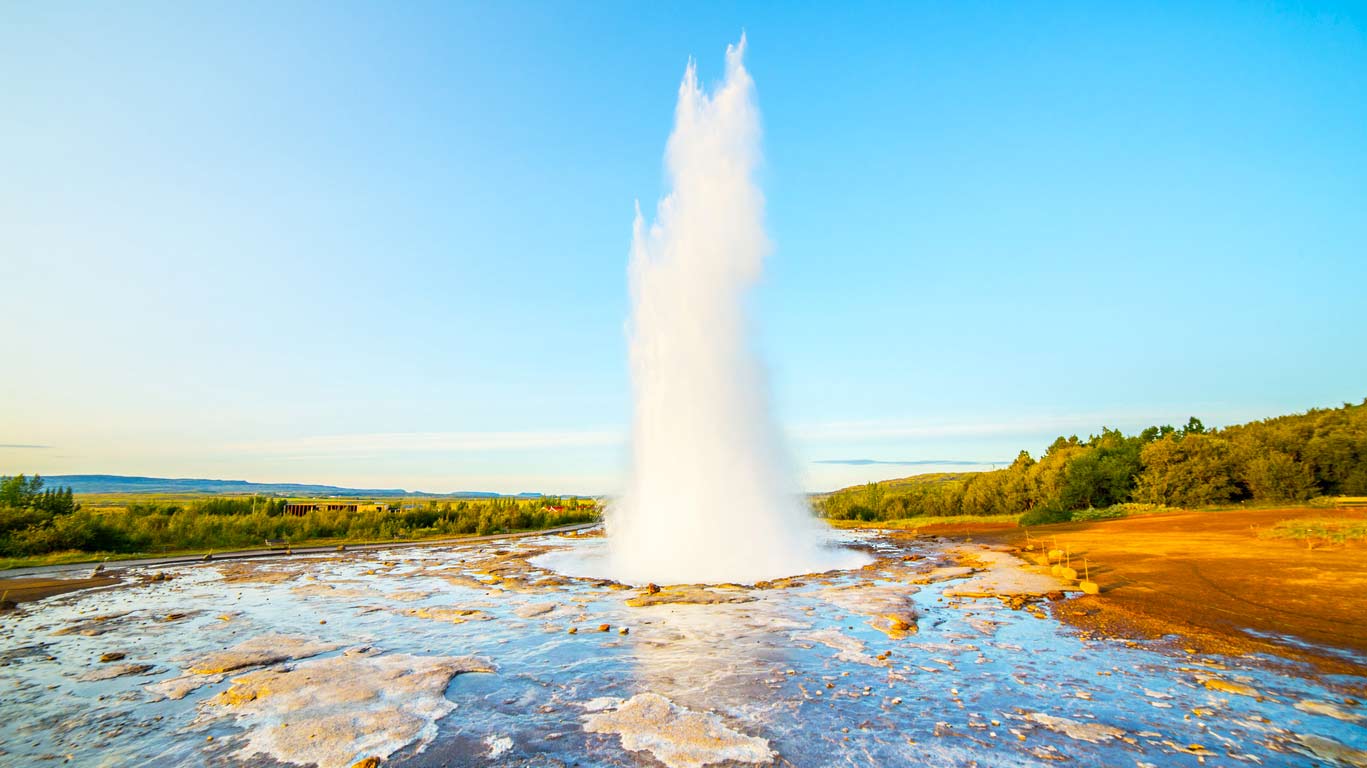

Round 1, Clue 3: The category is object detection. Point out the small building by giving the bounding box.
[284,502,356,516]
[282,501,387,517]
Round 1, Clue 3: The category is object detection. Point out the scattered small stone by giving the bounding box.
[598,624,611,632]
[98,652,126,663]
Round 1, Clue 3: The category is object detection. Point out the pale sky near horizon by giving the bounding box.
[3,2,1365,494]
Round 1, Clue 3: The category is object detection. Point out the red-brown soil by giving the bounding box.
[976,507,1367,677]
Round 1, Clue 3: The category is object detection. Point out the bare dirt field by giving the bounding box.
[981,507,1367,677]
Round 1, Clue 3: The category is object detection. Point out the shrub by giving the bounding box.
[1019,504,1072,527]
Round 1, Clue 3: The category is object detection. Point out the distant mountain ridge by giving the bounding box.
[37,474,542,499]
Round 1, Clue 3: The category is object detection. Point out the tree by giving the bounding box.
[1135,432,1237,507]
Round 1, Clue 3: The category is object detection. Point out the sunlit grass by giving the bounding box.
[1260,517,1367,546]
[0,524,590,572]
[824,513,1021,530]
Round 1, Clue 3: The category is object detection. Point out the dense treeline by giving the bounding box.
[819,399,1367,525]
[0,477,599,558]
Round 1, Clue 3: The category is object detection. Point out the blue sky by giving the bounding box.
[2,2,1365,493]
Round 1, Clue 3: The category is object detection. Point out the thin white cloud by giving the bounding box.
[791,416,1096,441]
[227,410,1204,460]
[788,408,1234,443]
[231,430,624,457]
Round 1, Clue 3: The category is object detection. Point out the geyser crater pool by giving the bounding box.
[529,530,874,585]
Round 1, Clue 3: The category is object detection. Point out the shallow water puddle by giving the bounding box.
[1,531,1363,767]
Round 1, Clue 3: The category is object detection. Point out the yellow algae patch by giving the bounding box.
[625,585,756,607]
[201,650,494,768]
[584,692,774,768]
[1201,677,1261,699]
[183,633,339,675]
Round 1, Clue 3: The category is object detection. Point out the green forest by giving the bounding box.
[819,399,1367,525]
[0,478,598,561]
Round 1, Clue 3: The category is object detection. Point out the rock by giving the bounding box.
[567,627,578,634]
[944,547,1079,598]
[351,758,380,768]
[819,584,918,638]
[201,651,494,768]
[625,586,756,607]
[793,629,887,667]
[646,583,661,594]
[383,591,433,603]
[145,673,226,700]
[52,612,133,636]
[1287,733,1367,767]
[598,624,611,632]
[1295,699,1365,722]
[513,602,556,618]
[584,692,774,768]
[907,566,975,584]
[183,633,339,675]
[99,652,126,663]
[216,563,298,584]
[871,613,917,639]
[400,607,492,624]
[1021,712,1125,743]
[485,735,513,758]
[77,663,156,681]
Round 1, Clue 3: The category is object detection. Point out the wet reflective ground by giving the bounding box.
[1,530,1364,767]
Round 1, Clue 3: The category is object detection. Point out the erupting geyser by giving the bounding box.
[601,36,867,584]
